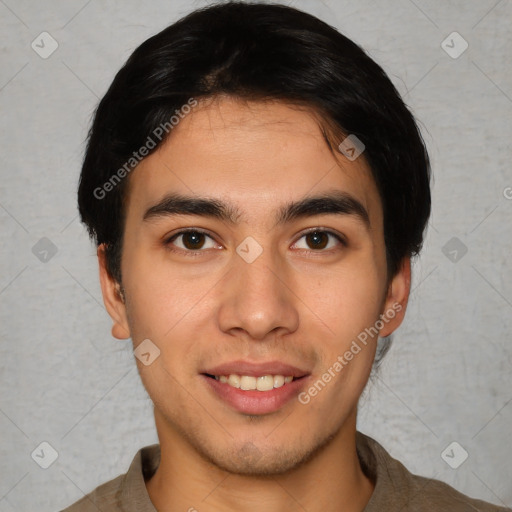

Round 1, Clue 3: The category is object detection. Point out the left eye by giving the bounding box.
[292,230,344,251]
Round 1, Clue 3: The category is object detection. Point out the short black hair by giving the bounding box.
[78,0,431,285]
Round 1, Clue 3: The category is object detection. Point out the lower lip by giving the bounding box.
[201,375,310,415]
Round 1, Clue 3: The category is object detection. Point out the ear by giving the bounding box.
[379,257,411,337]
[97,244,131,340]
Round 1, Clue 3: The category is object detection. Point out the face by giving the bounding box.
[99,97,409,475]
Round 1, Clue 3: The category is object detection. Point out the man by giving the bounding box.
[64,2,510,511]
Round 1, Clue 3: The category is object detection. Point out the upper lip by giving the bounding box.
[202,360,310,378]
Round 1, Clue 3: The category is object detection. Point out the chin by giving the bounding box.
[205,446,307,476]
[195,429,338,477]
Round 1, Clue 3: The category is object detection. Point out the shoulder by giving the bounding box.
[60,444,160,512]
[357,432,511,512]
[395,469,510,511]
[60,473,125,511]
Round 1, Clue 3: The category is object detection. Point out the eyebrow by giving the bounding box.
[143,190,370,229]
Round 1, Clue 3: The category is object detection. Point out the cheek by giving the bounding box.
[299,260,385,340]
[304,271,383,398]
[122,253,219,354]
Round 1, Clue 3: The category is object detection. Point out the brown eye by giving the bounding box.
[167,230,218,252]
[182,231,206,250]
[305,231,329,250]
[292,229,345,252]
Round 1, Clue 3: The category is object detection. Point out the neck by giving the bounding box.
[146,409,375,512]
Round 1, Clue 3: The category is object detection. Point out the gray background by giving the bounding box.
[1,0,511,510]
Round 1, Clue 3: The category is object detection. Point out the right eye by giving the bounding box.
[165,229,220,254]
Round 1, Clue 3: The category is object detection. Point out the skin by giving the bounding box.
[98,96,410,512]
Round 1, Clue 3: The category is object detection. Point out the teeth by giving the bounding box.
[240,375,256,390]
[257,375,274,391]
[213,374,295,391]
[274,375,285,388]
[227,374,240,388]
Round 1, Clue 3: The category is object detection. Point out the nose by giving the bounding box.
[217,244,300,341]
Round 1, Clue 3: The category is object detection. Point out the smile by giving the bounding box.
[207,374,295,391]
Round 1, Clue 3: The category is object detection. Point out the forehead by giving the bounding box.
[124,97,382,226]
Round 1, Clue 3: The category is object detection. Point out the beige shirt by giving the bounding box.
[62,431,511,511]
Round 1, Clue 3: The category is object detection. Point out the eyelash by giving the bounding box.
[164,228,347,257]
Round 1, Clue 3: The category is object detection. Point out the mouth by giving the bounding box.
[200,361,311,415]
[203,373,302,391]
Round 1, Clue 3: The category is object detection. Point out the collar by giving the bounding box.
[117,431,398,511]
